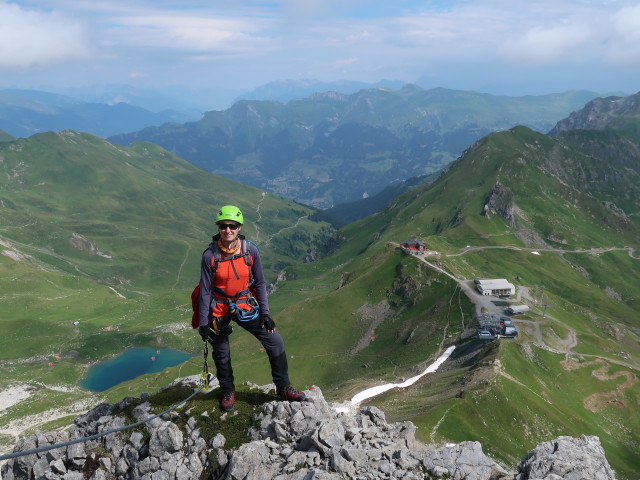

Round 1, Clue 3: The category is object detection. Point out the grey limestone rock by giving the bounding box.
[88,469,108,480]
[225,440,279,479]
[516,435,616,480]
[62,471,84,480]
[0,381,619,480]
[148,421,183,457]
[31,455,50,480]
[73,403,113,431]
[423,441,508,480]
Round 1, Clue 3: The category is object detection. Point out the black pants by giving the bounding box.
[208,317,290,392]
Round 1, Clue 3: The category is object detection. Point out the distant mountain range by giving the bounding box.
[109,86,603,209]
[50,83,239,118]
[16,79,409,119]
[237,78,407,103]
[0,89,190,139]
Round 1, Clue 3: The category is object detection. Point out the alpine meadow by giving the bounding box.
[1,89,639,479]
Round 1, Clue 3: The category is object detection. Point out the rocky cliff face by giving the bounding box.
[548,92,640,136]
[482,183,516,228]
[1,378,617,480]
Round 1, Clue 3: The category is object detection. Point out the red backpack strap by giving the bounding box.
[191,246,219,330]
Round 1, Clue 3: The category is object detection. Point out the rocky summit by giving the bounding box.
[1,378,617,480]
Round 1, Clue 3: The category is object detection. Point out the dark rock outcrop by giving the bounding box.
[0,380,617,480]
[548,92,640,137]
[482,182,516,228]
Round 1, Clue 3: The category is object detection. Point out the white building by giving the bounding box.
[506,305,530,315]
[475,279,515,296]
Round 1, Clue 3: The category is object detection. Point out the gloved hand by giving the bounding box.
[259,314,276,332]
[198,325,210,342]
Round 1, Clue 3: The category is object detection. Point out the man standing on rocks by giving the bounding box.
[197,205,306,412]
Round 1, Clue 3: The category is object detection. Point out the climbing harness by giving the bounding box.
[212,290,260,322]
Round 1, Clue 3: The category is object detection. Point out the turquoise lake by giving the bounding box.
[81,347,196,392]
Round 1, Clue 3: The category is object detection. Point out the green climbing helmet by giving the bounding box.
[216,205,244,225]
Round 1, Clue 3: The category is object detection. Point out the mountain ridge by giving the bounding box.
[108,87,604,209]
[548,91,640,135]
[0,380,618,480]
[267,96,640,476]
[0,90,190,139]
[0,130,334,292]
[237,78,407,103]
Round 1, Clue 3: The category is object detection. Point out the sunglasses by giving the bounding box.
[218,222,240,231]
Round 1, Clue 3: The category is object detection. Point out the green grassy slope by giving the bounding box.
[0,130,334,449]
[0,131,333,293]
[279,126,639,477]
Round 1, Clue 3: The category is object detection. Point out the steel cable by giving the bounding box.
[0,387,202,461]
[1,340,212,462]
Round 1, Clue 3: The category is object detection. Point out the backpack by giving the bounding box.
[191,239,255,329]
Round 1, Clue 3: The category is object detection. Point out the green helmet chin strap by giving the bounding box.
[216,205,244,225]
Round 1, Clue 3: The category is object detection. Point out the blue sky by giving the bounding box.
[1,0,639,97]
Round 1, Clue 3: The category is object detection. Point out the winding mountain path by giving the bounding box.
[446,245,638,258]
[250,193,309,248]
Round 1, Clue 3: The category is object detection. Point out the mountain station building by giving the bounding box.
[506,305,530,315]
[400,239,428,254]
[475,278,515,297]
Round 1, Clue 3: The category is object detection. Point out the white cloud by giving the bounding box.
[110,14,267,52]
[1,0,638,93]
[500,2,640,67]
[278,0,367,18]
[501,23,595,64]
[0,3,92,70]
[332,57,358,69]
[606,4,640,66]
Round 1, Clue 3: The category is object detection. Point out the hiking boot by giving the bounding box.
[220,391,235,411]
[276,385,306,402]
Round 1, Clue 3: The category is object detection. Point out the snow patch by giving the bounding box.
[332,346,455,414]
[108,287,125,299]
